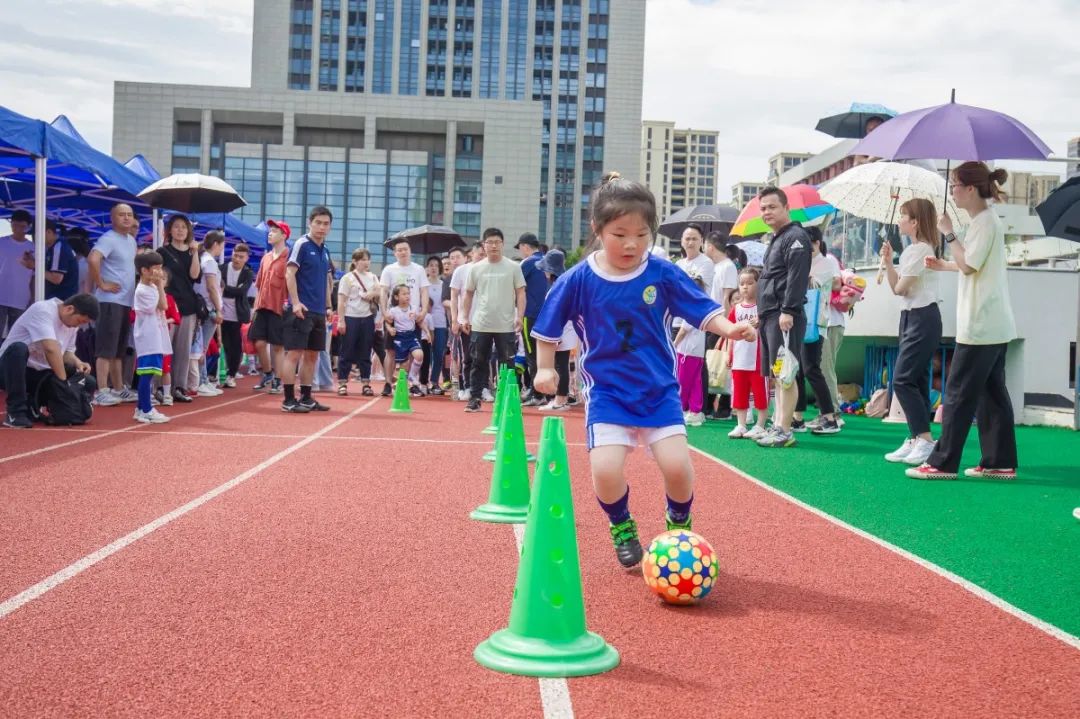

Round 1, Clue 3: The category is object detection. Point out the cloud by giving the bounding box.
[643,0,1077,198]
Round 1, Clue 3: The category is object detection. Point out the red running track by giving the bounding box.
[1,379,1078,717]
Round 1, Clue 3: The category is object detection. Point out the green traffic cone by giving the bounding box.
[470,373,532,523]
[481,367,509,435]
[474,416,619,677]
[483,373,535,463]
[389,369,412,413]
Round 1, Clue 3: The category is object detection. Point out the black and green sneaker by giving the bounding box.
[665,513,693,531]
[609,518,644,568]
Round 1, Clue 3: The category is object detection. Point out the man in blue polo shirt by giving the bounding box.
[281,206,333,413]
[515,232,547,405]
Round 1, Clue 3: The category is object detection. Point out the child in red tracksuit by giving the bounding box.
[727,268,769,440]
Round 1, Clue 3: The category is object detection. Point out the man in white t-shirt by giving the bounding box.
[0,294,98,428]
[379,238,429,389]
[88,204,139,405]
[0,209,36,341]
[702,231,740,419]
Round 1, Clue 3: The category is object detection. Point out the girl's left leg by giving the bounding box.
[590,442,642,567]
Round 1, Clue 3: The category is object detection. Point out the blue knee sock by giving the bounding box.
[137,374,153,413]
[598,487,631,525]
[666,494,693,523]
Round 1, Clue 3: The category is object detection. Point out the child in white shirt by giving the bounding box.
[132,252,173,424]
[385,285,424,396]
[673,275,708,426]
[727,268,768,439]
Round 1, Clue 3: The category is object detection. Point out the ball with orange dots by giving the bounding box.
[642,530,718,605]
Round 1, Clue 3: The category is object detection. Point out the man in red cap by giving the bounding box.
[248,219,291,393]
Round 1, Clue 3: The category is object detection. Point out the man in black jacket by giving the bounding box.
[755,187,811,448]
[218,243,255,388]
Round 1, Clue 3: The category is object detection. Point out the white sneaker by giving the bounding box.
[456,388,470,401]
[482,388,495,402]
[224,376,237,388]
[94,389,120,406]
[686,412,705,427]
[728,424,748,438]
[114,387,138,403]
[197,383,219,397]
[538,401,569,412]
[161,394,174,407]
[904,437,936,466]
[744,425,768,440]
[134,409,170,424]
[885,438,916,463]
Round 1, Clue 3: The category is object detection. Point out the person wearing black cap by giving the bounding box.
[516,232,546,405]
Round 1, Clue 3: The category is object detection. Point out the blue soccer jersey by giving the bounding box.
[288,235,332,313]
[531,252,724,429]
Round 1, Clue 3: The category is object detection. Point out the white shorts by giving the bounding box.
[586,423,686,451]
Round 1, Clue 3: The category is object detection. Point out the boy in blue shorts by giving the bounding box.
[531,172,756,568]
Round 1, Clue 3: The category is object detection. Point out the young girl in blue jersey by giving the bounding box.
[531,172,757,568]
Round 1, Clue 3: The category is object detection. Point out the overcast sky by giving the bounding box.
[2,0,1076,200]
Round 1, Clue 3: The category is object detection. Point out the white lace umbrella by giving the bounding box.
[138,173,246,213]
[819,161,968,227]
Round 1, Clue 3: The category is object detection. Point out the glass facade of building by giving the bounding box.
[452,0,475,98]
[224,153,429,266]
[398,0,422,95]
[478,0,501,99]
[581,0,608,242]
[372,0,395,94]
[289,0,315,90]
[426,0,449,96]
[344,0,367,92]
[318,0,342,91]
[505,0,528,101]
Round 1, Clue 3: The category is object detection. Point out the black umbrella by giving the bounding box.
[1035,176,1080,242]
[384,224,464,255]
[658,204,740,240]
[815,103,898,139]
[1034,178,1080,430]
[137,173,246,213]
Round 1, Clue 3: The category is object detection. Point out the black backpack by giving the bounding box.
[33,373,95,426]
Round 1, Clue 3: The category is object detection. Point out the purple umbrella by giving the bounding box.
[850,90,1051,161]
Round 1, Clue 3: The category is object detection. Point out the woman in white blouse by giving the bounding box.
[882,198,942,466]
[905,162,1018,481]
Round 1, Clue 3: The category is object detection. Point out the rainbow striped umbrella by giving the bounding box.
[730,184,834,237]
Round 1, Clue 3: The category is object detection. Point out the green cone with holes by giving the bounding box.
[481,367,509,434]
[474,417,619,677]
[471,370,532,523]
[388,369,412,413]
[483,372,535,463]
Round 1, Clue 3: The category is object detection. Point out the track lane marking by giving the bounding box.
[689,446,1080,651]
[0,394,261,465]
[0,398,378,620]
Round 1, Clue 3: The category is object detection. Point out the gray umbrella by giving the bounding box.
[658,204,740,241]
[384,224,464,255]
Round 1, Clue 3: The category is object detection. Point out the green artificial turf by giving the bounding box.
[689,414,1080,638]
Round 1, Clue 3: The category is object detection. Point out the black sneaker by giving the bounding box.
[269,378,283,395]
[281,398,312,413]
[253,374,273,391]
[609,518,644,568]
[712,410,732,421]
[299,397,330,412]
[522,395,546,407]
[465,398,481,412]
[381,382,393,397]
[567,395,579,406]
[3,413,33,429]
[811,417,841,435]
[429,386,444,396]
[409,385,424,398]
[791,418,807,433]
[172,388,193,404]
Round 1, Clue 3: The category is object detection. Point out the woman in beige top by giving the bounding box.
[905,162,1018,481]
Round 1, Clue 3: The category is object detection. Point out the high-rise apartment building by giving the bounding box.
[731,181,766,209]
[641,121,718,220]
[767,152,811,184]
[113,0,645,263]
[1000,171,1061,209]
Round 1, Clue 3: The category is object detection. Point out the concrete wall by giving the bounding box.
[839,266,1078,417]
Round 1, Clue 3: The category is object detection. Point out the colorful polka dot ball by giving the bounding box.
[642,530,718,605]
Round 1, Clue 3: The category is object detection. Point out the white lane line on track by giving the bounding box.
[689,446,1080,652]
[0,398,379,621]
[0,394,261,466]
[12,427,590,446]
[512,523,576,719]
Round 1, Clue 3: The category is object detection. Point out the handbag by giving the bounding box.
[706,339,731,393]
[803,289,821,343]
[194,294,210,321]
